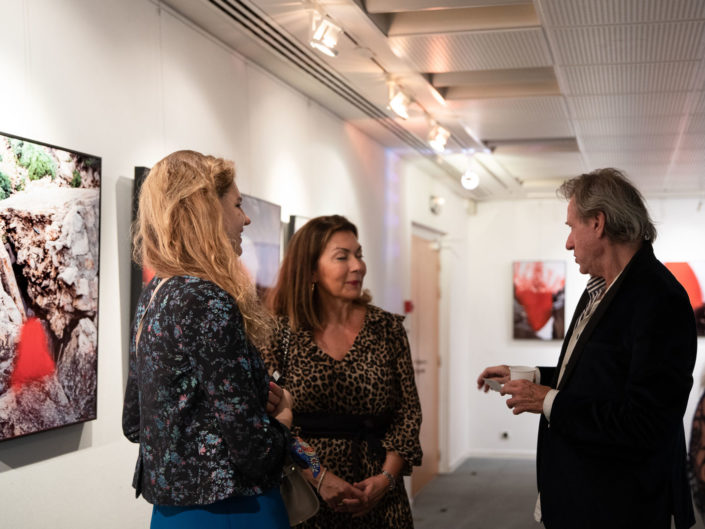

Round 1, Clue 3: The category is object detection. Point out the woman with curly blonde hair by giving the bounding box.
[123,150,299,528]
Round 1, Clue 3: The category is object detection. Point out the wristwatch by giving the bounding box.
[381,470,395,492]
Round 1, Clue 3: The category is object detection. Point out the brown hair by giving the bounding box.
[268,215,371,330]
[132,150,271,347]
[558,167,657,243]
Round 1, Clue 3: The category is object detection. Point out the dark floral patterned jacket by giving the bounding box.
[122,276,290,506]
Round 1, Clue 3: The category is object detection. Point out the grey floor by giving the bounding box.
[411,458,705,529]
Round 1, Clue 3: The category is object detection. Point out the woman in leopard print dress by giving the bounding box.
[264,215,422,529]
[690,389,705,520]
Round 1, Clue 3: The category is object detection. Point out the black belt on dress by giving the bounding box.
[294,412,393,473]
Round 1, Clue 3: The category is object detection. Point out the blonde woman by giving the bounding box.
[123,150,298,528]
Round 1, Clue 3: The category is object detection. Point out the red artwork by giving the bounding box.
[0,131,100,441]
[142,265,155,286]
[10,318,55,389]
[665,262,705,336]
[513,261,566,340]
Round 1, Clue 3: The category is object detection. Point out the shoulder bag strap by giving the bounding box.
[277,324,291,385]
[135,277,169,355]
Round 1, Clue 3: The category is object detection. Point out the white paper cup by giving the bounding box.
[510,366,535,381]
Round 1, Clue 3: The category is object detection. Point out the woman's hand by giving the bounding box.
[317,469,368,513]
[266,381,283,414]
[350,474,391,517]
[267,381,293,428]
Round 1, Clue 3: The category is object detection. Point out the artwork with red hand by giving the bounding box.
[513,261,566,340]
[665,261,705,336]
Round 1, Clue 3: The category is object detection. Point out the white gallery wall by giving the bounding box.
[464,197,705,457]
[400,160,474,471]
[0,0,394,527]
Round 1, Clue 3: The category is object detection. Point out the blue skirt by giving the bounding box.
[150,488,290,529]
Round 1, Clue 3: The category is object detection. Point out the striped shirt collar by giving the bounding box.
[586,276,607,299]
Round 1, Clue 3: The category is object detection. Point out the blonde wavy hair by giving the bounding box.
[132,150,271,347]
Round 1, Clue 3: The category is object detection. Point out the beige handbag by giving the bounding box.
[278,325,320,526]
[280,456,320,526]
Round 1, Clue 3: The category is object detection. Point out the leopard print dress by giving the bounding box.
[263,305,423,529]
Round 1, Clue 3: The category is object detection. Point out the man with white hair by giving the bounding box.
[479,168,697,529]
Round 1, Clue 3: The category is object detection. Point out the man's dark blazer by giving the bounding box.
[537,243,697,529]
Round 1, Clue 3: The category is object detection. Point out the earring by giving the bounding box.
[311,282,316,293]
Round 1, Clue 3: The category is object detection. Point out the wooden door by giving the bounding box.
[409,234,440,496]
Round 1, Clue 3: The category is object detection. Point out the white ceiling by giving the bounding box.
[160,0,705,201]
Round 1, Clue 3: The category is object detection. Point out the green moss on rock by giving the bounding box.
[0,171,11,200]
[71,169,82,188]
[10,139,57,181]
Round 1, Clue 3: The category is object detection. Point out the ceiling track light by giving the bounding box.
[310,12,342,57]
[428,123,450,153]
[388,83,410,119]
[461,169,480,190]
[461,150,480,190]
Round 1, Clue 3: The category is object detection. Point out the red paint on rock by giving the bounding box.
[10,317,55,389]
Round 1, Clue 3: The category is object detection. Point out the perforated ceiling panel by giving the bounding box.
[574,116,685,136]
[687,115,705,134]
[389,28,552,72]
[539,0,705,26]
[694,92,705,113]
[561,62,700,95]
[452,95,569,119]
[567,93,690,118]
[551,23,705,65]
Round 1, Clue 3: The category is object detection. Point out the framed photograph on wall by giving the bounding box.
[513,260,565,340]
[0,131,100,441]
[241,195,282,299]
[286,214,310,247]
[665,262,705,336]
[129,166,154,325]
[129,184,282,315]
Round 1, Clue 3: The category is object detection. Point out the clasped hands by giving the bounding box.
[267,381,388,516]
[317,469,389,517]
[476,365,550,415]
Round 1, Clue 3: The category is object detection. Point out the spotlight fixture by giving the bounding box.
[428,123,450,153]
[388,84,410,119]
[461,170,480,190]
[310,13,342,57]
[429,195,445,215]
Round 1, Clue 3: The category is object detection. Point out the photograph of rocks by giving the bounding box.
[129,166,152,325]
[240,194,281,301]
[0,132,100,441]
